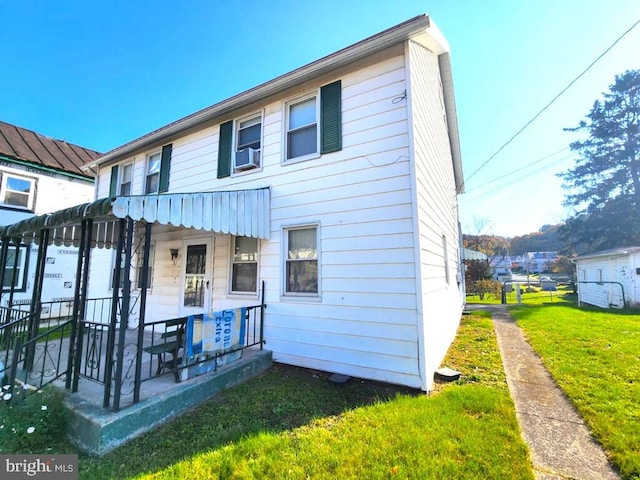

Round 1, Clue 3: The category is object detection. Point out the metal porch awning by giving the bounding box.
[0,188,270,247]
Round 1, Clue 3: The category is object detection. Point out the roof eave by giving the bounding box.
[438,52,464,194]
[575,246,640,261]
[85,14,434,169]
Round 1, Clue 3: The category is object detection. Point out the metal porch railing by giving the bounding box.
[0,291,266,411]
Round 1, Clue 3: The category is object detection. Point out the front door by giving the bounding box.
[179,239,212,316]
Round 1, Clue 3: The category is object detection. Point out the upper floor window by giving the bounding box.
[145,152,161,194]
[109,144,171,197]
[120,163,133,196]
[0,174,35,210]
[283,80,343,163]
[286,95,318,161]
[231,236,258,293]
[234,114,262,172]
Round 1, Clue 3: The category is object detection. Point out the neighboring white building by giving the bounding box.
[0,121,98,309]
[574,246,640,309]
[490,255,512,278]
[2,15,465,392]
[524,251,558,273]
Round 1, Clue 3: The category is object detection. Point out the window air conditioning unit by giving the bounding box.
[234,148,260,170]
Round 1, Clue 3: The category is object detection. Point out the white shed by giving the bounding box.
[574,246,640,309]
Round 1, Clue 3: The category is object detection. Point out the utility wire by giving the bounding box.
[460,152,574,203]
[467,146,570,192]
[465,16,640,184]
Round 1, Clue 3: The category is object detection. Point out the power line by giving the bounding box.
[460,151,574,204]
[465,16,640,184]
[468,146,570,192]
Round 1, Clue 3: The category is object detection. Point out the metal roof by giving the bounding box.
[462,248,488,260]
[0,188,270,247]
[0,120,100,178]
[574,246,640,261]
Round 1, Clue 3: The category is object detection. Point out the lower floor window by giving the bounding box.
[231,236,258,293]
[2,244,28,291]
[285,226,318,295]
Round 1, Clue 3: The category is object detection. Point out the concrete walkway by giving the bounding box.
[477,305,620,480]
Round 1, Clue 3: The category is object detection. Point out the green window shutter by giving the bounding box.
[109,165,119,197]
[217,121,233,178]
[159,143,172,193]
[321,80,342,154]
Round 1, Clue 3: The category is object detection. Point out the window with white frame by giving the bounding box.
[120,163,133,196]
[111,243,155,290]
[2,245,28,291]
[284,226,318,295]
[285,95,318,160]
[231,236,258,293]
[145,152,161,194]
[0,173,35,210]
[234,114,262,172]
[136,243,155,289]
[111,249,126,290]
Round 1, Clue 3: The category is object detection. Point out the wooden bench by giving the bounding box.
[143,317,186,383]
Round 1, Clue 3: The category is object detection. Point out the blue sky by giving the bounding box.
[2,0,640,237]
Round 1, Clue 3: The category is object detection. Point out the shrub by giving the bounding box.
[0,383,67,453]
[471,279,502,299]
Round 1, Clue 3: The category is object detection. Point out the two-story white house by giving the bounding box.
[2,14,465,393]
[0,121,98,309]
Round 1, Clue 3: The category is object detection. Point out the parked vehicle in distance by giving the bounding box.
[539,276,557,291]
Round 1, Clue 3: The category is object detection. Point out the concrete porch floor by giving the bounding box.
[61,348,273,455]
[8,322,272,455]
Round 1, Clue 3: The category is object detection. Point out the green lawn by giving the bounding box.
[73,312,532,480]
[510,304,640,480]
[467,284,577,306]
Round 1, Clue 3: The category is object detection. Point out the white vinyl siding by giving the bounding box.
[95,47,423,388]
[407,40,464,390]
[88,43,464,390]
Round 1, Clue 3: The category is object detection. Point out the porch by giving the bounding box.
[0,296,271,453]
[0,189,272,453]
[66,348,272,455]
